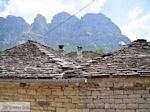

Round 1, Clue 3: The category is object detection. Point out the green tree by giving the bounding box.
[93,48,106,55]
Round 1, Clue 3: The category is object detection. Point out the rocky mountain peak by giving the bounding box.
[51,11,79,24]
[31,14,48,34]
[81,13,121,33]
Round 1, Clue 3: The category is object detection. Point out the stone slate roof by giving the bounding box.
[81,39,150,78]
[0,39,150,79]
[0,40,82,79]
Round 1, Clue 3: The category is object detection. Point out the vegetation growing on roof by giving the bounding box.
[93,47,106,55]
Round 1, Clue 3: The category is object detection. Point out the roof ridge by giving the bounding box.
[31,42,56,58]
[31,41,77,68]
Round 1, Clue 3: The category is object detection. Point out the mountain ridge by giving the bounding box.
[0,11,131,52]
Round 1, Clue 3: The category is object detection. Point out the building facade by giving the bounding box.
[0,39,150,112]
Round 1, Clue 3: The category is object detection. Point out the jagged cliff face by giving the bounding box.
[46,12,130,51]
[80,13,121,33]
[0,16,29,50]
[0,12,131,51]
[31,14,48,35]
[46,12,81,45]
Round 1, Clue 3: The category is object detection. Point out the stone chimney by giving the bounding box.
[58,45,64,50]
[58,45,65,57]
[77,46,83,62]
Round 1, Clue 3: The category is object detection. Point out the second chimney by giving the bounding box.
[77,46,83,62]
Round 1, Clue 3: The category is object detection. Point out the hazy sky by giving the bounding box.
[0,0,150,41]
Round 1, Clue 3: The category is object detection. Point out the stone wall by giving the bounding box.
[0,77,150,112]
